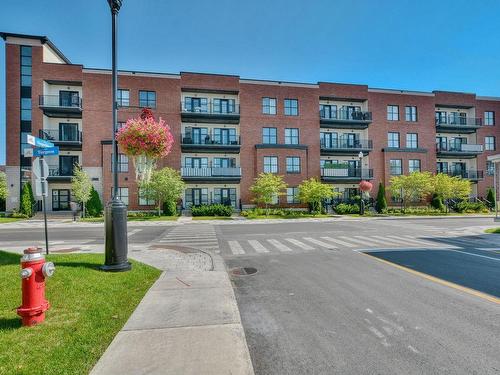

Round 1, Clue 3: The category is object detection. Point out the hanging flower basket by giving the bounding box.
[116,109,174,184]
[359,180,373,192]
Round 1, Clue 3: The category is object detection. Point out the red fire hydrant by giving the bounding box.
[17,247,55,326]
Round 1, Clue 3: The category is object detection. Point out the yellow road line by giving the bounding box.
[359,252,500,305]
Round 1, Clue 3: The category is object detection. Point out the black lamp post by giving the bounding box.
[358,151,365,215]
[101,0,131,272]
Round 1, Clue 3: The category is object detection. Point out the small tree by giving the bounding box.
[71,164,92,217]
[86,186,103,217]
[375,182,387,213]
[486,187,496,210]
[0,172,8,201]
[298,178,337,214]
[20,182,36,217]
[390,172,434,211]
[142,167,184,216]
[249,173,287,215]
[432,173,471,212]
[430,192,445,211]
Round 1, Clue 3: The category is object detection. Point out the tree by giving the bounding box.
[86,186,103,217]
[20,182,36,217]
[433,173,471,201]
[486,187,496,210]
[430,192,445,211]
[142,167,184,216]
[375,182,387,213]
[249,173,287,215]
[389,172,434,211]
[297,178,337,213]
[0,172,8,201]
[71,164,92,217]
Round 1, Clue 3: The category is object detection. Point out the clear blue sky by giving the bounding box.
[1,0,500,164]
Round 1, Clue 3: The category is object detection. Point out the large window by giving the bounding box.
[387,105,399,121]
[264,156,278,173]
[116,187,129,205]
[138,188,155,206]
[388,132,400,148]
[112,154,129,173]
[390,159,402,175]
[262,97,277,115]
[287,187,300,204]
[487,161,494,176]
[117,89,129,107]
[409,159,421,173]
[405,106,417,122]
[20,46,32,87]
[284,99,298,116]
[485,136,496,151]
[262,127,277,144]
[285,128,299,145]
[139,90,156,108]
[485,111,495,126]
[286,157,300,173]
[406,133,418,149]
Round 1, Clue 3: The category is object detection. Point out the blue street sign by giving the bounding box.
[33,146,59,157]
[27,134,54,148]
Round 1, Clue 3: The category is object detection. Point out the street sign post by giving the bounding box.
[33,146,59,157]
[27,134,54,148]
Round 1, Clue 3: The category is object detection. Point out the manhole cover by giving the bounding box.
[230,267,258,276]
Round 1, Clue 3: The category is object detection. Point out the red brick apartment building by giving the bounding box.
[2,32,500,211]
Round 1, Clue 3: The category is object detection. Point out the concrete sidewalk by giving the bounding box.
[90,249,254,375]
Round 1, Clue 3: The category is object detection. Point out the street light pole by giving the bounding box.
[358,151,365,215]
[101,0,131,272]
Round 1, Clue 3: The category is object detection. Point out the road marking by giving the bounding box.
[341,236,377,246]
[368,326,385,339]
[449,249,500,262]
[388,235,435,247]
[303,237,337,249]
[248,240,269,253]
[228,240,245,255]
[360,252,500,305]
[285,238,314,250]
[267,239,293,252]
[321,236,356,247]
[371,235,407,245]
[127,229,142,237]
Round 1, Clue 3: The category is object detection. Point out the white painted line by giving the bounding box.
[341,236,378,246]
[388,235,435,246]
[303,237,337,249]
[127,229,142,237]
[450,249,500,261]
[267,239,293,252]
[371,235,407,245]
[228,240,245,255]
[285,238,314,250]
[321,236,355,247]
[248,240,269,253]
[368,326,385,339]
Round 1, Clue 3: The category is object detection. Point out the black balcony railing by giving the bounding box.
[320,139,373,150]
[181,167,242,178]
[321,167,373,179]
[435,142,483,153]
[48,165,76,177]
[438,169,484,180]
[181,101,240,115]
[39,95,82,109]
[181,133,240,146]
[320,109,372,121]
[39,129,82,144]
[435,116,482,127]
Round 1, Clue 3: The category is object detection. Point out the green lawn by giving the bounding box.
[243,214,331,220]
[192,216,233,220]
[0,217,24,224]
[0,251,160,375]
[80,215,178,223]
[485,227,500,234]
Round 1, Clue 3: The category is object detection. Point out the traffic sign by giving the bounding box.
[34,146,59,157]
[23,148,33,157]
[32,157,49,179]
[34,178,49,197]
[27,134,54,148]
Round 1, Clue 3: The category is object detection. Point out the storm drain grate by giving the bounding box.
[230,267,258,276]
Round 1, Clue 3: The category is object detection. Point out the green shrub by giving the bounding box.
[86,186,103,217]
[162,200,177,216]
[191,204,233,217]
[486,188,495,210]
[127,211,155,218]
[430,193,445,211]
[334,203,360,215]
[240,208,311,218]
[20,182,36,217]
[454,201,489,213]
[375,183,387,213]
[10,210,30,219]
[384,207,444,215]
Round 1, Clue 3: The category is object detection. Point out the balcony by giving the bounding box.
[320,139,373,155]
[47,165,76,182]
[438,169,484,182]
[320,109,372,129]
[180,101,240,124]
[436,142,483,158]
[39,129,82,149]
[39,95,82,118]
[435,116,481,133]
[320,167,373,182]
[181,133,240,153]
[181,167,241,182]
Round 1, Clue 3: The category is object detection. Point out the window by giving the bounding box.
[287,187,300,204]
[112,154,129,172]
[138,188,155,206]
[139,90,156,108]
[320,104,337,119]
[285,128,299,145]
[184,97,208,112]
[116,187,129,205]
[262,127,277,144]
[487,161,494,176]
[117,89,129,107]
[284,99,298,116]
[320,132,338,149]
[21,98,31,121]
[286,157,300,173]
[387,105,399,121]
[388,132,400,148]
[213,98,236,114]
[262,97,277,115]
[406,133,418,149]
[20,46,32,88]
[405,106,417,122]
[485,111,495,126]
[264,156,278,173]
[485,136,496,151]
[390,159,402,175]
[409,159,421,173]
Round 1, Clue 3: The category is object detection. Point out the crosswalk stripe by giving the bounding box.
[248,240,269,253]
[303,237,337,249]
[321,236,356,247]
[267,239,293,252]
[340,236,377,246]
[160,238,219,242]
[285,238,314,250]
[371,235,406,245]
[395,235,438,247]
[228,240,245,255]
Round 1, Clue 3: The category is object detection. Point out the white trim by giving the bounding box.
[368,88,435,96]
[477,96,500,101]
[240,79,318,88]
[3,36,42,46]
[487,154,500,163]
[82,68,180,79]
